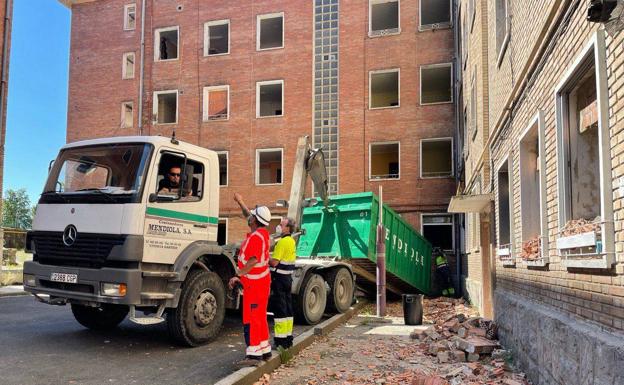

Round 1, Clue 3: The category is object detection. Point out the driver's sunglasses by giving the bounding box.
[169,173,181,177]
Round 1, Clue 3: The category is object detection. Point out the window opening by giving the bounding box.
[421,64,452,104]
[205,20,229,55]
[370,142,399,179]
[421,139,453,178]
[370,69,399,108]
[257,149,283,185]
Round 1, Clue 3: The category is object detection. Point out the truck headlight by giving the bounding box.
[23,274,36,287]
[101,283,127,297]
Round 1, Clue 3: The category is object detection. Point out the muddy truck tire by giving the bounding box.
[294,273,327,325]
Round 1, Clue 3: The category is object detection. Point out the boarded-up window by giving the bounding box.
[122,52,135,79]
[121,102,133,128]
[203,86,229,121]
[124,4,136,30]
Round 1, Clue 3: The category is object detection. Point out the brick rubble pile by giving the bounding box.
[560,217,601,237]
[520,237,540,261]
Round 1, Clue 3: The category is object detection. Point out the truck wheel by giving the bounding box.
[294,273,326,325]
[326,268,354,313]
[167,269,225,347]
[71,303,128,331]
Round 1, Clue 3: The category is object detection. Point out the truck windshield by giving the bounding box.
[40,143,153,204]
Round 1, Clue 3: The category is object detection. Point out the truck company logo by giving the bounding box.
[385,228,425,266]
[148,224,182,235]
[63,225,78,246]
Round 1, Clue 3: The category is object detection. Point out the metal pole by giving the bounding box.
[137,0,147,135]
[376,186,386,317]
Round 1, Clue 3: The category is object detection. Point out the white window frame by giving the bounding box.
[216,150,229,187]
[256,12,285,51]
[154,26,180,62]
[218,218,229,245]
[152,90,178,125]
[256,80,284,118]
[203,85,230,122]
[369,0,401,37]
[124,3,136,31]
[256,148,284,186]
[518,111,549,264]
[369,68,400,110]
[122,52,135,79]
[495,154,515,265]
[369,141,401,181]
[120,101,133,128]
[204,19,230,57]
[421,213,455,251]
[495,0,510,67]
[470,70,477,140]
[555,30,614,268]
[418,0,452,31]
[420,63,453,105]
[420,137,454,179]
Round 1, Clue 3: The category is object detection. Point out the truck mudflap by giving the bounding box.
[23,260,143,305]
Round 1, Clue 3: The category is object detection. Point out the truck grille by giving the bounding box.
[32,232,127,268]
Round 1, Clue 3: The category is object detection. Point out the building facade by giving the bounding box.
[60,0,457,255]
[454,0,624,384]
[0,0,13,243]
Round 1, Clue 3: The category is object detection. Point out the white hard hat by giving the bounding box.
[251,205,271,226]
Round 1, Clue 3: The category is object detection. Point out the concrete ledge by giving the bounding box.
[215,300,367,385]
[0,285,28,297]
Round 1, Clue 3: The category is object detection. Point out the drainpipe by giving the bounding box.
[0,0,13,244]
[137,0,147,135]
[452,0,463,296]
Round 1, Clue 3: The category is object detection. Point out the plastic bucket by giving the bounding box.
[402,294,423,325]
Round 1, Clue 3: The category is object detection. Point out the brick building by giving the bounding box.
[59,0,457,254]
[452,0,624,383]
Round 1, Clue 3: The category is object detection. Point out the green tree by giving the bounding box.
[2,189,33,229]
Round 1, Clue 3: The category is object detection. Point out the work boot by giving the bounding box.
[235,356,263,368]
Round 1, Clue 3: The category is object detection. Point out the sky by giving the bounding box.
[4,1,70,205]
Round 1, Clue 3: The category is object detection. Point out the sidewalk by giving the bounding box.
[259,299,530,385]
[0,285,27,297]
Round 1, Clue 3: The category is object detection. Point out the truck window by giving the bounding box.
[156,154,204,202]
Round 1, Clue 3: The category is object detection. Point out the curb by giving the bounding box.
[214,300,368,385]
[0,286,29,298]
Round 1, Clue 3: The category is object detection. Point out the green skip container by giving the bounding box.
[296,192,432,294]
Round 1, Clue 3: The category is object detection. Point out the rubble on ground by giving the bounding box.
[560,217,601,237]
[520,237,540,261]
[262,298,530,385]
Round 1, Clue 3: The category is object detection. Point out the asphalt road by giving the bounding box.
[0,295,310,385]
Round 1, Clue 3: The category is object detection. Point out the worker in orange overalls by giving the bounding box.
[229,193,272,366]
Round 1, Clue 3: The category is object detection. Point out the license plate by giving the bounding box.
[50,273,78,284]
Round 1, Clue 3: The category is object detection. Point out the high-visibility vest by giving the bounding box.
[435,254,448,269]
[238,228,270,280]
[271,235,297,275]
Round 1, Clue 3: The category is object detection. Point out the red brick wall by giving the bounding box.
[66,0,456,243]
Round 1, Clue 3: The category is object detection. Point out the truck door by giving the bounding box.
[143,151,212,264]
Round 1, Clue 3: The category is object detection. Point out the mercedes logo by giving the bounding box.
[63,225,78,247]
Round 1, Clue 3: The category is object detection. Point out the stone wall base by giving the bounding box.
[495,289,624,385]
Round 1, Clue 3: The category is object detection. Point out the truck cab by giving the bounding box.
[24,136,235,346]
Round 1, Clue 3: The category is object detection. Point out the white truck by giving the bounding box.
[23,135,354,346]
